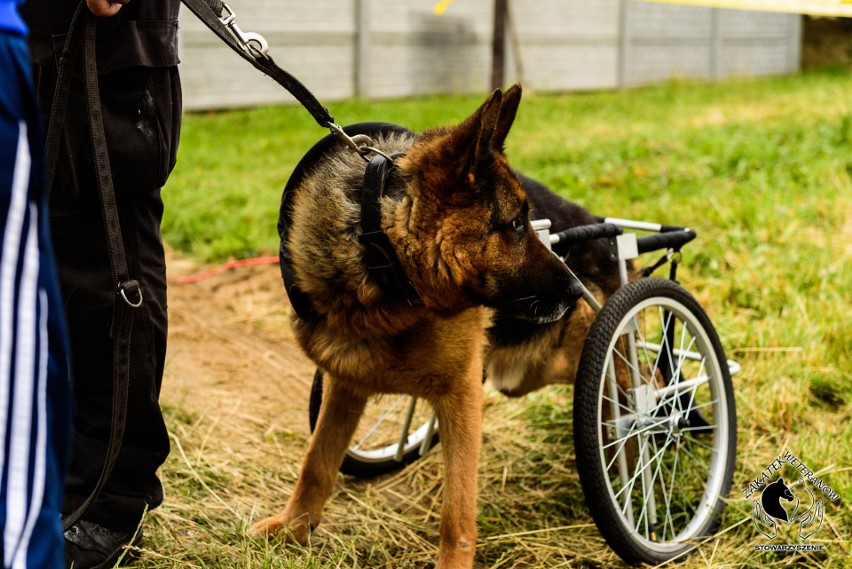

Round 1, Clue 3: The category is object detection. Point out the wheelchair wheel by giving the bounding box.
[574,278,736,565]
[309,369,440,478]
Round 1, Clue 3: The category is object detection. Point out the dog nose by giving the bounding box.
[565,276,584,305]
[551,257,583,305]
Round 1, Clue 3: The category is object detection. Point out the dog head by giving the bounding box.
[393,85,581,322]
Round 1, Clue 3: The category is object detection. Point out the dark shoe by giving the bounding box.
[64,520,142,569]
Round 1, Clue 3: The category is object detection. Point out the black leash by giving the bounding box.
[179,0,391,161]
[44,2,84,199]
[179,0,335,129]
[46,4,140,531]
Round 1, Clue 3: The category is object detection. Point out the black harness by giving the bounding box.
[358,155,421,305]
[279,123,421,322]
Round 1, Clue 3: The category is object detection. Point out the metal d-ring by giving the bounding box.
[119,280,143,308]
[359,146,394,162]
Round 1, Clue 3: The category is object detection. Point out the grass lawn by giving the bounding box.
[157,70,851,568]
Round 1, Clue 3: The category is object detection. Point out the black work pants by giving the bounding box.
[33,64,181,532]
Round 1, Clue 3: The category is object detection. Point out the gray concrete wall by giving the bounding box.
[178,0,801,111]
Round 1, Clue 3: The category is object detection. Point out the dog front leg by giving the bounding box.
[433,368,484,569]
[250,375,367,544]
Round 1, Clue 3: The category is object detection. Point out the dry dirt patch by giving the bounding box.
[163,254,314,438]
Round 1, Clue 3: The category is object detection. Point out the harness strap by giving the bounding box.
[59,6,138,531]
[358,155,420,305]
[360,156,388,243]
[179,0,335,129]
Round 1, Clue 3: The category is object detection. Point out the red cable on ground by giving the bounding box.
[174,256,279,284]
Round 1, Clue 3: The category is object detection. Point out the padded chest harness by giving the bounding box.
[278,123,421,322]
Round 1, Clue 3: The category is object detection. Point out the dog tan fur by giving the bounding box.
[252,86,582,568]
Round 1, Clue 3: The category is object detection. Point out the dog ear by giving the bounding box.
[492,83,522,153]
[454,88,503,185]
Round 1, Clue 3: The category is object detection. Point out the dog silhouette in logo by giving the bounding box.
[752,478,824,540]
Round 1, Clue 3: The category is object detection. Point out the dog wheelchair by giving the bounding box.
[307,215,738,566]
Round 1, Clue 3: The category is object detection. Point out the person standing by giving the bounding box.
[0,0,72,567]
[19,0,181,566]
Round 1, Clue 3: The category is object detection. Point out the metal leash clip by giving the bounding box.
[327,123,394,162]
[219,3,269,60]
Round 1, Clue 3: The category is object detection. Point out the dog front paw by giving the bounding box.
[249,514,311,545]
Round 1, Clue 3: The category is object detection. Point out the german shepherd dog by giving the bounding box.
[485,174,623,398]
[251,85,586,567]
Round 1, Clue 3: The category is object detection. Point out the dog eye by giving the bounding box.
[511,215,526,233]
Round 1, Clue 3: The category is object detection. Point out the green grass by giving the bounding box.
[164,71,850,264]
[157,70,851,568]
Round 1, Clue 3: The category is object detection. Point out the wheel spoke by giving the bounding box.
[602,417,669,452]
[350,395,405,451]
[664,439,683,540]
[683,435,718,453]
[634,429,677,538]
[393,398,419,461]
[684,398,719,414]
[601,392,640,417]
[648,432,671,540]
[611,347,650,390]
[680,424,716,434]
[654,306,675,385]
[613,437,672,502]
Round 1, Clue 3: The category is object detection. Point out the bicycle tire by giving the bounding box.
[574,278,736,565]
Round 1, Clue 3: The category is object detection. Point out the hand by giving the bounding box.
[86,0,130,17]
[752,501,777,540]
[798,499,824,540]
[790,485,824,540]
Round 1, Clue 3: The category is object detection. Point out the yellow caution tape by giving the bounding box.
[638,0,852,17]
[433,0,456,16]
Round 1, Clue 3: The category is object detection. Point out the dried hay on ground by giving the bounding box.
[132,255,849,569]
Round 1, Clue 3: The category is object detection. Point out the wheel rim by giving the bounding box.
[596,295,731,553]
[346,394,437,464]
